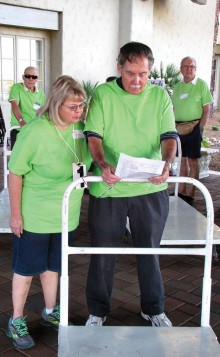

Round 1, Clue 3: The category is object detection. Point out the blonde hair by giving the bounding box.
[37,75,86,126]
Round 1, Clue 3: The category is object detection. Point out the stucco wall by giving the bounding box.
[61,0,119,83]
[0,0,217,86]
[1,0,120,84]
[119,0,154,46]
[152,0,216,86]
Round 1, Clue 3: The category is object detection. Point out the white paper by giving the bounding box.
[115,153,165,179]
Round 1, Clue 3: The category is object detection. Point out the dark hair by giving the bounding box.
[106,76,117,82]
[117,42,154,69]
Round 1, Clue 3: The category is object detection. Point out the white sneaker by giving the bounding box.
[141,311,172,327]
[85,315,106,327]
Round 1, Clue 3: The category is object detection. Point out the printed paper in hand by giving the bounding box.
[115,153,165,179]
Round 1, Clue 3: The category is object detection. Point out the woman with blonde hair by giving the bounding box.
[7,75,91,350]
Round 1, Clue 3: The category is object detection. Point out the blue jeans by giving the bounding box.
[86,191,169,317]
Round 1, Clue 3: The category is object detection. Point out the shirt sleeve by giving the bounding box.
[8,83,21,103]
[160,89,177,135]
[160,131,178,142]
[84,131,103,140]
[201,80,213,106]
[8,125,35,175]
[84,88,105,137]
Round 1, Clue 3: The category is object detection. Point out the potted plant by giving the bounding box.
[81,80,99,121]
[151,62,181,96]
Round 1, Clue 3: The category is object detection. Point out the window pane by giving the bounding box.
[18,61,31,80]
[3,80,14,98]
[17,39,30,60]
[37,81,43,90]
[2,37,14,59]
[31,60,43,78]
[2,59,14,80]
[3,92,10,100]
[0,35,44,98]
[31,40,42,60]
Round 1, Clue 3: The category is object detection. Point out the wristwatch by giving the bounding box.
[18,118,23,123]
[165,160,172,170]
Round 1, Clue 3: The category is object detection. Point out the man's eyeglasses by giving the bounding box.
[62,103,86,112]
[181,65,196,69]
[24,74,38,80]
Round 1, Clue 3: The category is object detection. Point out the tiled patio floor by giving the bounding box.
[0,149,220,356]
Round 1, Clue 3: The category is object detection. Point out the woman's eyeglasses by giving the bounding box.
[24,74,38,80]
[62,103,86,112]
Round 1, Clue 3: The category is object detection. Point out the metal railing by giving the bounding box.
[60,176,214,328]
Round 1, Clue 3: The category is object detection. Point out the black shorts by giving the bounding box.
[178,123,202,159]
[12,230,75,276]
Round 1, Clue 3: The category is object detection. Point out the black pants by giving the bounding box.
[86,190,169,317]
[10,129,19,149]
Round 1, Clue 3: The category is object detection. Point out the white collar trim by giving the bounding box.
[181,76,197,85]
[23,83,38,92]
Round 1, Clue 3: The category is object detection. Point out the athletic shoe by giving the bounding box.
[41,305,60,330]
[141,311,172,327]
[6,316,35,350]
[85,315,106,326]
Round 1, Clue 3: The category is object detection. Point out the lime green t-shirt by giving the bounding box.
[8,116,92,233]
[84,81,176,197]
[9,82,46,127]
[172,78,213,122]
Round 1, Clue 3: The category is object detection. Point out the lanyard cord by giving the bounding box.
[55,125,80,163]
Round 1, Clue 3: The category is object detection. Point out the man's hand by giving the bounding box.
[19,119,26,127]
[99,162,121,186]
[87,136,121,185]
[148,162,170,185]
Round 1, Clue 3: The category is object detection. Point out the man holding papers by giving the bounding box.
[84,42,178,327]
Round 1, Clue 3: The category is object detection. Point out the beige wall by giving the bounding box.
[1,0,218,120]
[152,0,216,86]
[1,0,217,84]
[0,0,217,93]
[61,0,119,84]
[1,0,120,85]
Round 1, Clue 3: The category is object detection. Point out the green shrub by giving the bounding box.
[151,62,181,95]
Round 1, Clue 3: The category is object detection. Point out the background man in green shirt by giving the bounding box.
[8,66,45,148]
[172,57,213,205]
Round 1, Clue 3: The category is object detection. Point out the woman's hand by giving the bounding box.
[10,214,23,238]
[9,171,23,238]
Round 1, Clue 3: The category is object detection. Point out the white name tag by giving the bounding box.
[72,162,87,189]
[33,102,41,110]
[180,93,188,99]
[72,130,84,139]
